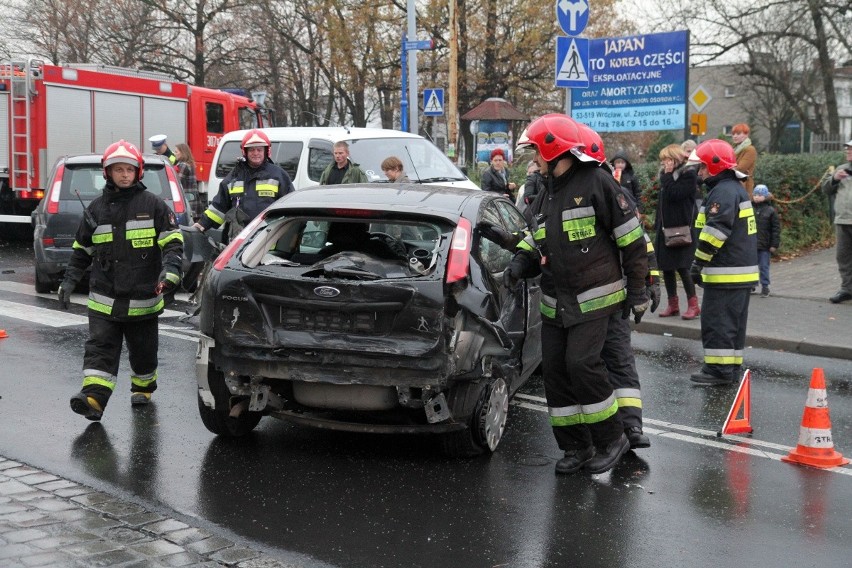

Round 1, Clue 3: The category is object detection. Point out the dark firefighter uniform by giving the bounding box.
[65,180,184,410]
[198,158,294,238]
[693,169,758,380]
[511,164,648,451]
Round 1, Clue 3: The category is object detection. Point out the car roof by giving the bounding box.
[268,184,491,220]
[218,126,426,145]
[59,153,172,166]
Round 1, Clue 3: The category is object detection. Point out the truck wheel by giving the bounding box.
[439,376,510,458]
[197,368,262,437]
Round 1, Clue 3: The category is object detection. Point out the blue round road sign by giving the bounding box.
[556,0,590,36]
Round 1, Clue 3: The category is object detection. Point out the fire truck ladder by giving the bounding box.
[8,59,39,192]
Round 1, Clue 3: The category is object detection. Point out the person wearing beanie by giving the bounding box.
[752,184,780,297]
[480,148,517,198]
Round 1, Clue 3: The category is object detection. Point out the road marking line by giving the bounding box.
[511,396,852,476]
[0,281,188,317]
[0,299,88,327]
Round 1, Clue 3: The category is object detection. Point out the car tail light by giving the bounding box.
[169,180,185,214]
[212,213,266,271]
[42,237,55,247]
[445,217,471,283]
[46,164,64,214]
[330,208,376,217]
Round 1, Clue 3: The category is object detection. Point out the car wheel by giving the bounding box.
[34,266,55,293]
[197,368,262,437]
[440,376,510,458]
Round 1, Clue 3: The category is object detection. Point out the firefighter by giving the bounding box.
[194,129,294,239]
[503,114,649,474]
[59,140,184,420]
[687,139,758,385]
[148,134,176,165]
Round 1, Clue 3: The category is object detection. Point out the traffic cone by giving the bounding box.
[782,368,849,469]
[0,329,8,339]
[718,369,752,436]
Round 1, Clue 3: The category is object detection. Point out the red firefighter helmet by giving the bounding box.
[687,139,737,176]
[515,128,532,153]
[241,129,271,158]
[523,114,586,162]
[101,140,144,181]
[577,123,606,163]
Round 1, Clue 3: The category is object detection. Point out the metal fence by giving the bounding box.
[810,134,846,153]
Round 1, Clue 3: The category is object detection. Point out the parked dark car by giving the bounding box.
[195,184,542,456]
[32,153,196,293]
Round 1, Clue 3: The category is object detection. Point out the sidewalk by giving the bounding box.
[1,246,849,568]
[637,245,852,360]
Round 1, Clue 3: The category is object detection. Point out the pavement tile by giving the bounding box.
[0,543,38,559]
[17,473,59,486]
[78,515,123,531]
[237,557,297,568]
[211,546,261,565]
[18,550,72,567]
[130,538,186,557]
[2,466,41,478]
[90,500,147,518]
[85,548,142,567]
[4,528,50,543]
[104,526,154,546]
[0,503,28,515]
[9,490,52,502]
[163,526,213,545]
[160,551,207,567]
[186,536,235,555]
[33,480,78,492]
[50,508,95,522]
[29,498,79,512]
[122,511,167,527]
[0,510,47,525]
[70,491,116,506]
[63,537,125,557]
[53,486,94,498]
[0,460,23,471]
[0,479,34,495]
[30,531,100,550]
[143,518,190,535]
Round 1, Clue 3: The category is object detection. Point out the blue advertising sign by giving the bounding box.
[555,36,589,88]
[556,0,590,36]
[570,30,689,133]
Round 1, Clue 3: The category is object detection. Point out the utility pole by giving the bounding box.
[448,0,458,161]
[407,0,417,134]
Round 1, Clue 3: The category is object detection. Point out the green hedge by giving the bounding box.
[637,151,843,254]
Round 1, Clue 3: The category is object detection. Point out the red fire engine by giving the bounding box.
[0,58,271,223]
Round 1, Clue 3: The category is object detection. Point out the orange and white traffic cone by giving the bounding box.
[0,329,8,339]
[781,368,849,469]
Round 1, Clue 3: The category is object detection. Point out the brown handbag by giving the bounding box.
[662,225,692,247]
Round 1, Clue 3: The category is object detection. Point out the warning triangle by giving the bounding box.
[719,369,753,435]
[425,91,443,114]
[557,38,588,82]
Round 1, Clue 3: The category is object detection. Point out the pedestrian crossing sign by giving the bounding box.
[423,88,444,116]
[555,36,589,88]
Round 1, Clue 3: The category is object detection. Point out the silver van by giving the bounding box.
[204,127,478,196]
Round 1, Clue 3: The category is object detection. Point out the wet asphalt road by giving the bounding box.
[2,232,852,568]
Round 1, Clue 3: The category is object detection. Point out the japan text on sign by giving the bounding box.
[423,89,444,116]
[556,0,590,36]
[555,36,589,88]
[569,30,689,133]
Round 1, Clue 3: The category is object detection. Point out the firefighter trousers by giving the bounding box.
[700,287,751,380]
[81,316,159,408]
[602,312,642,430]
[541,316,623,451]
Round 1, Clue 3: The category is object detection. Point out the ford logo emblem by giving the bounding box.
[314,286,341,298]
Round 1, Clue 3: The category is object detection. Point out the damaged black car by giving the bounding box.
[195,184,542,456]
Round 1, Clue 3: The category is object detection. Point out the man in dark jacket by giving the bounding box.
[319,141,369,185]
[688,139,758,385]
[752,184,780,297]
[60,140,184,420]
[611,150,642,212]
[195,129,294,240]
[504,114,649,474]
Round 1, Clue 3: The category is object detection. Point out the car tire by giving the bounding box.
[439,376,510,458]
[34,266,55,293]
[197,368,262,437]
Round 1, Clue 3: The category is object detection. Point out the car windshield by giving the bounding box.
[347,137,467,183]
[239,214,451,279]
[60,163,171,203]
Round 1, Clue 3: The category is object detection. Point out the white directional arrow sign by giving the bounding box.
[557,0,589,36]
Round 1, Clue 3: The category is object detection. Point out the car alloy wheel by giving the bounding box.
[478,377,509,452]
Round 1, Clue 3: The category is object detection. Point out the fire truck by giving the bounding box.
[0,58,272,224]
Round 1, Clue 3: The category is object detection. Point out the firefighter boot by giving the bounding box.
[555,446,595,475]
[681,296,701,320]
[625,426,651,449]
[70,392,105,421]
[658,296,679,317]
[584,433,630,474]
[131,392,152,405]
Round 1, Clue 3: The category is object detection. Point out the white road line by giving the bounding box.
[0,281,188,318]
[0,299,88,327]
[511,396,852,477]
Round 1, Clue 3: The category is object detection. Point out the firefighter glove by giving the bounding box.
[647,280,661,313]
[622,288,651,324]
[502,254,528,289]
[57,282,74,310]
[155,268,180,296]
[690,261,704,288]
[478,221,519,251]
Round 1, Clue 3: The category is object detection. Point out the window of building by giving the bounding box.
[724,87,736,98]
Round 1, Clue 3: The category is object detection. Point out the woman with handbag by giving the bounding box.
[655,144,700,319]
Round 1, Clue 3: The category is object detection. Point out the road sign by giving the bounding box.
[556,0,590,36]
[555,36,589,88]
[689,86,712,112]
[404,39,434,51]
[423,88,444,116]
[690,113,707,136]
